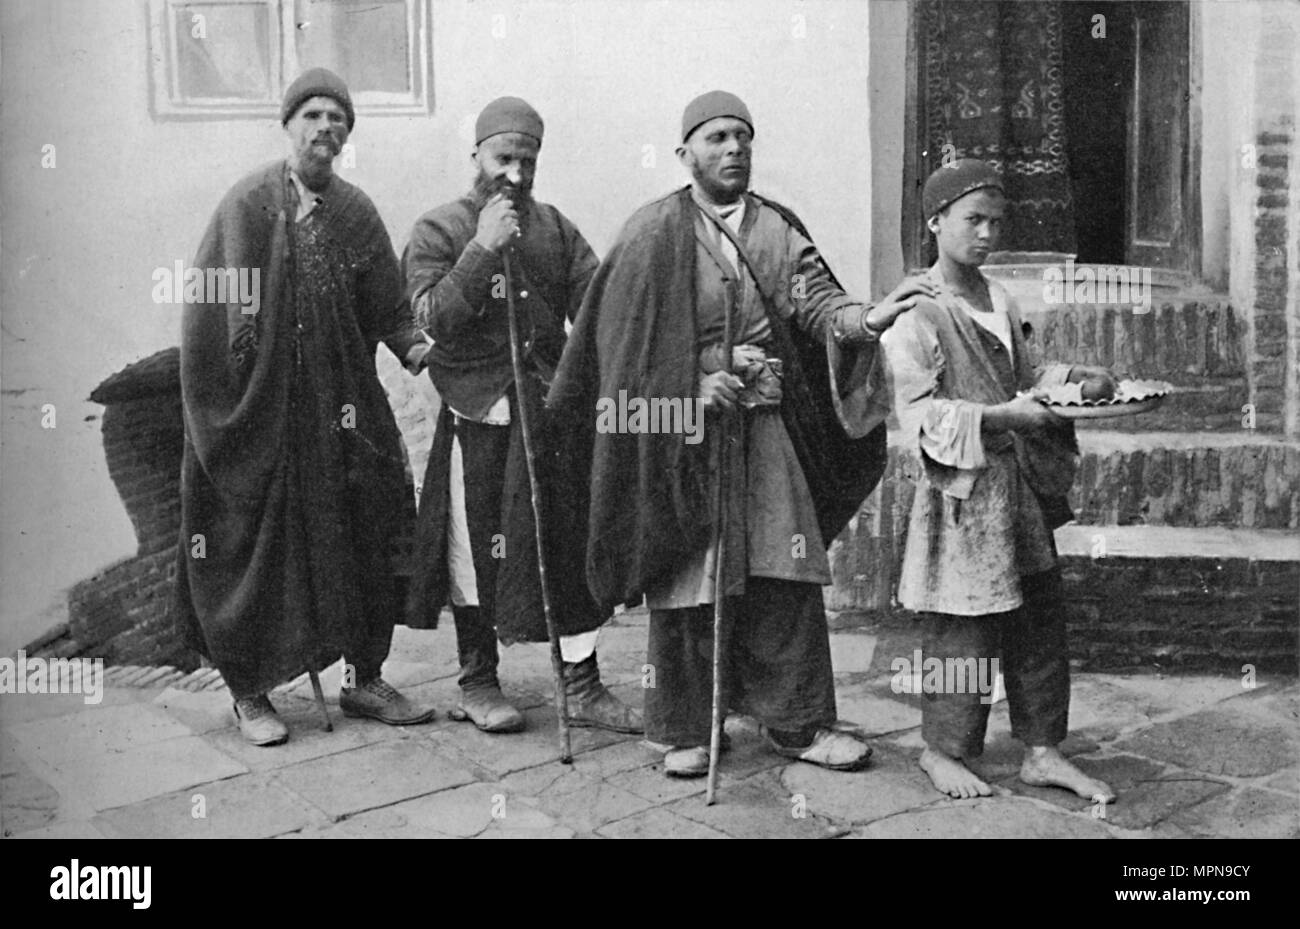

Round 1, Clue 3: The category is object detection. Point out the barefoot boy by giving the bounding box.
[883,159,1116,804]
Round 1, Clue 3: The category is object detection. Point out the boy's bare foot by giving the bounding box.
[920,747,992,799]
[1019,746,1116,802]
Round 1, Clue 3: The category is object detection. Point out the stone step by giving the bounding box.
[1054,524,1300,562]
[1072,430,1298,530]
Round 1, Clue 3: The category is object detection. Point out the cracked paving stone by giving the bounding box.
[305,782,518,838]
[1264,767,1300,796]
[92,774,326,838]
[781,744,939,824]
[21,736,247,814]
[152,686,241,735]
[1170,787,1300,839]
[1113,704,1300,778]
[0,766,61,836]
[598,807,730,839]
[849,796,1114,839]
[497,765,653,833]
[666,773,848,839]
[275,739,476,820]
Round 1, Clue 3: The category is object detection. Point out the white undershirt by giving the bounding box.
[958,281,1014,357]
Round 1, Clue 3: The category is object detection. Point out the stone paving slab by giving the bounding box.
[13,819,110,839]
[0,690,151,726]
[1264,766,1300,795]
[92,774,328,839]
[1169,786,1300,839]
[9,703,193,764]
[782,744,943,824]
[665,771,849,839]
[496,765,654,835]
[23,735,248,815]
[834,688,923,737]
[293,782,514,838]
[1112,703,1300,778]
[274,740,476,821]
[1,763,62,836]
[597,806,730,839]
[151,686,238,735]
[849,796,1115,839]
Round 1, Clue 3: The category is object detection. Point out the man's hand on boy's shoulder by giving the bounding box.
[865,276,940,333]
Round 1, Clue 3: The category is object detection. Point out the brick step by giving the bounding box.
[1072,431,1299,530]
[1055,525,1298,672]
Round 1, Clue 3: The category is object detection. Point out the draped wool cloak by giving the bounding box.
[547,186,891,611]
[174,161,418,697]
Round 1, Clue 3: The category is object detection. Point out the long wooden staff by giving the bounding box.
[706,270,737,804]
[502,248,573,765]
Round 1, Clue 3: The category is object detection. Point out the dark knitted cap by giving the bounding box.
[682,90,754,142]
[923,158,1005,218]
[476,97,544,146]
[281,68,355,131]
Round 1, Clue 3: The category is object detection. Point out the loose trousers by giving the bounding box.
[919,568,1069,758]
[645,576,837,746]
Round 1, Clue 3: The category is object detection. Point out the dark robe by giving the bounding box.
[175,160,419,697]
[548,186,890,611]
[402,197,606,642]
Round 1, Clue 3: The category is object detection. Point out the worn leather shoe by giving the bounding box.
[450,686,526,733]
[765,727,873,771]
[233,695,288,747]
[340,678,437,725]
[664,746,710,778]
[563,654,644,734]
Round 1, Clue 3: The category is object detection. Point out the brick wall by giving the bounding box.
[65,349,193,668]
[1246,11,1298,436]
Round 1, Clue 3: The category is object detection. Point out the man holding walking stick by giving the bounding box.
[404,97,643,738]
[551,91,930,779]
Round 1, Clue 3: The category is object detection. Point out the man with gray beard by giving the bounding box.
[403,97,642,736]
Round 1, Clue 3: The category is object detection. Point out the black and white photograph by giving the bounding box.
[0,0,1296,870]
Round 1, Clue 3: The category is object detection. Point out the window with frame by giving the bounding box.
[148,0,431,119]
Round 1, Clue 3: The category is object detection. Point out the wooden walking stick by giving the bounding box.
[706,275,737,805]
[308,670,332,731]
[502,248,573,765]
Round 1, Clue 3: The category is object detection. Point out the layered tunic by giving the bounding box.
[402,196,605,641]
[175,161,421,697]
[883,266,1078,616]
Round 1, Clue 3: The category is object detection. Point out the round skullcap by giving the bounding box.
[681,90,754,142]
[281,68,355,131]
[923,158,1005,218]
[475,97,544,146]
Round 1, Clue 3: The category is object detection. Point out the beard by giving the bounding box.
[470,169,534,222]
